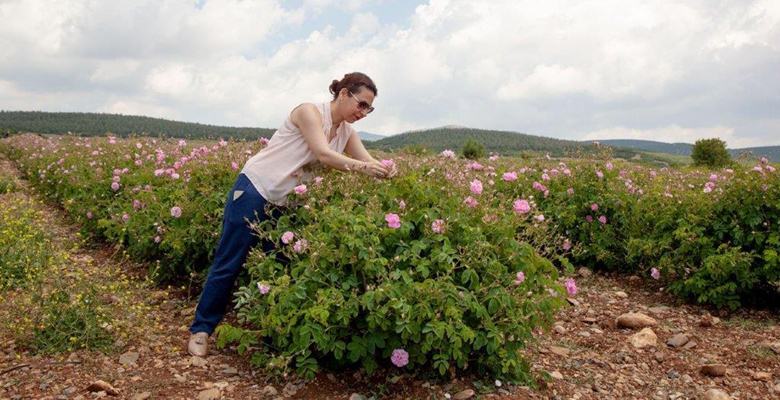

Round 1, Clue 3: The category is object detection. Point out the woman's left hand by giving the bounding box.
[385,163,398,178]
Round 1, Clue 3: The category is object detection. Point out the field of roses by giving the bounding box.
[1,133,778,382]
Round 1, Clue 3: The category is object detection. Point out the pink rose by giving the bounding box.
[385,213,401,229]
[281,231,295,244]
[502,172,517,182]
[564,278,577,296]
[391,348,409,367]
[470,179,483,195]
[257,282,270,294]
[170,206,182,218]
[513,199,531,214]
[463,196,478,208]
[380,159,395,169]
[293,239,308,253]
[514,271,525,285]
[431,219,445,234]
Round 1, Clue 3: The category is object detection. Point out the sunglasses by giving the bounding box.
[349,91,375,114]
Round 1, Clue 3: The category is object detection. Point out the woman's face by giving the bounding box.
[340,87,375,124]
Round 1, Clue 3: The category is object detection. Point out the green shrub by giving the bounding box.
[691,138,731,168]
[0,175,16,193]
[461,138,485,160]
[220,171,565,383]
[29,288,114,353]
[0,195,51,290]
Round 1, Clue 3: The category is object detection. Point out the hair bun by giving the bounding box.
[329,79,340,95]
[327,72,377,100]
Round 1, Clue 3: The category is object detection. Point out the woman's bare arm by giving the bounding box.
[345,129,398,178]
[291,104,388,176]
[344,129,378,162]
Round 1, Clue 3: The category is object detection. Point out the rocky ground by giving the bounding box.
[1,157,779,400]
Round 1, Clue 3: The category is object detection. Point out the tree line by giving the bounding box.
[0,111,274,140]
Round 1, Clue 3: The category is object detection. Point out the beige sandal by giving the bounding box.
[188,332,209,357]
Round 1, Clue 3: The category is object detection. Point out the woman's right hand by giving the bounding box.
[359,160,390,178]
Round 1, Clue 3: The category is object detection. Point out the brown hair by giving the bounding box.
[329,72,377,100]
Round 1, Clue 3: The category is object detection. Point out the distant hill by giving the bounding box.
[358,131,386,142]
[591,140,693,155]
[367,126,587,156]
[592,139,779,162]
[0,111,274,140]
[729,146,780,162]
[4,111,773,163]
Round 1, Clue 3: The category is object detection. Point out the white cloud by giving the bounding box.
[100,100,182,121]
[0,0,778,145]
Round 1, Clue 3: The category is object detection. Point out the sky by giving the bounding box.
[0,0,778,148]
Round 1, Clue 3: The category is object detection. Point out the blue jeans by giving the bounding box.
[190,173,281,335]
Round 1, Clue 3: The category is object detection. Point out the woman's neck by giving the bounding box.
[329,100,344,127]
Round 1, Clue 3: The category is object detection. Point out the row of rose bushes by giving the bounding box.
[1,133,778,380]
[1,134,256,282]
[0,134,569,382]
[525,158,779,310]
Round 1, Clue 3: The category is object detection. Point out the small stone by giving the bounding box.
[630,328,657,349]
[773,383,780,393]
[682,340,698,350]
[261,385,278,396]
[131,392,151,400]
[119,351,139,366]
[67,352,80,363]
[453,389,475,399]
[63,387,78,395]
[768,341,780,354]
[577,267,592,277]
[751,371,771,381]
[666,334,689,348]
[578,331,591,338]
[648,306,670,314]
[220,367,238,376]
[349,394,367,400]
[282,382,298,397]
[327,373,336,382]
[616,313,657,329]
[85,381,119,396]
[567,298,580,307]
[550,371,564,380]
[702,388,730,400]
[654,351,665,362]
[615,291,628,298]
[582,317,598,324]
[700,364,727,377]
[549,346,570,356]
[190,356,207,367]
[554,324,567,334]
[197,388,221,400]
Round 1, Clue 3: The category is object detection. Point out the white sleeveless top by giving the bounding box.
[241,101,354,206]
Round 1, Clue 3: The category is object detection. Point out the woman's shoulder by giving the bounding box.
[289,102,324,122]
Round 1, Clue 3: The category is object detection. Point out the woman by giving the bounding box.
[188,72,395,356]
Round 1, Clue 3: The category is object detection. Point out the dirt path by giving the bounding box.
[1,156,778,400]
